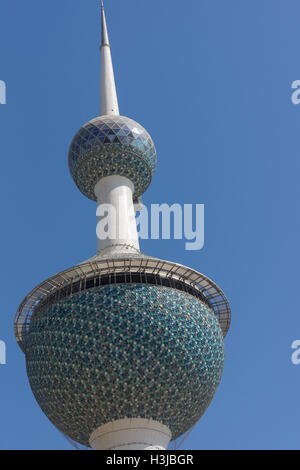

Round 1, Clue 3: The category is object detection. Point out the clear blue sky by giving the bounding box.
[0,0,300,450]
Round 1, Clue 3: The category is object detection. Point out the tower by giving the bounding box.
[14,2,231,450]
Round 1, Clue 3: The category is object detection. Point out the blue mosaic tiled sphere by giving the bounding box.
[68,116,157,201]
[25,284,224,447]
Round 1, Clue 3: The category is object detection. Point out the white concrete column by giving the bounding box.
[89,419,172,450]
[95,175,140,255]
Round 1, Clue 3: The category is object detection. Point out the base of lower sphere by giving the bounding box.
[89,419,172,450]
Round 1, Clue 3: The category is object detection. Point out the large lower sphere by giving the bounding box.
[25,284,224,447]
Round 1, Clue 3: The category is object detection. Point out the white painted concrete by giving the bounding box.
[95,175,140,255]
[89,418,172,450]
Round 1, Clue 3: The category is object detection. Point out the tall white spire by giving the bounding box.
[100,0,120,116]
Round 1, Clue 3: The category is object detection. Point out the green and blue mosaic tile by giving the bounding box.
[25,284,224,447]
[68,116,157,201]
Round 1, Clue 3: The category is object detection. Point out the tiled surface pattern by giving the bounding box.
[25,284,224,446]
[68,116,157,200]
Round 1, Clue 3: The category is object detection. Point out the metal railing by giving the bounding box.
[14,256,231,352]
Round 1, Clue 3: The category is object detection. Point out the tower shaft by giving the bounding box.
[89,419,171,450]
[95,175,140,255]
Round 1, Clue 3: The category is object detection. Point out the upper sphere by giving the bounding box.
[69,115,157,201]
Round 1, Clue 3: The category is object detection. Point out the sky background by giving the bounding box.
[0,0,300,450]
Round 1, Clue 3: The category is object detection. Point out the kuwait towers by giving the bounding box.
[14,2,231,450]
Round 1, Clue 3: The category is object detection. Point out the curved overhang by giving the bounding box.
[14,256,231,352]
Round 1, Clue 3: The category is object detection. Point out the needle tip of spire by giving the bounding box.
[101,0,110,47]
